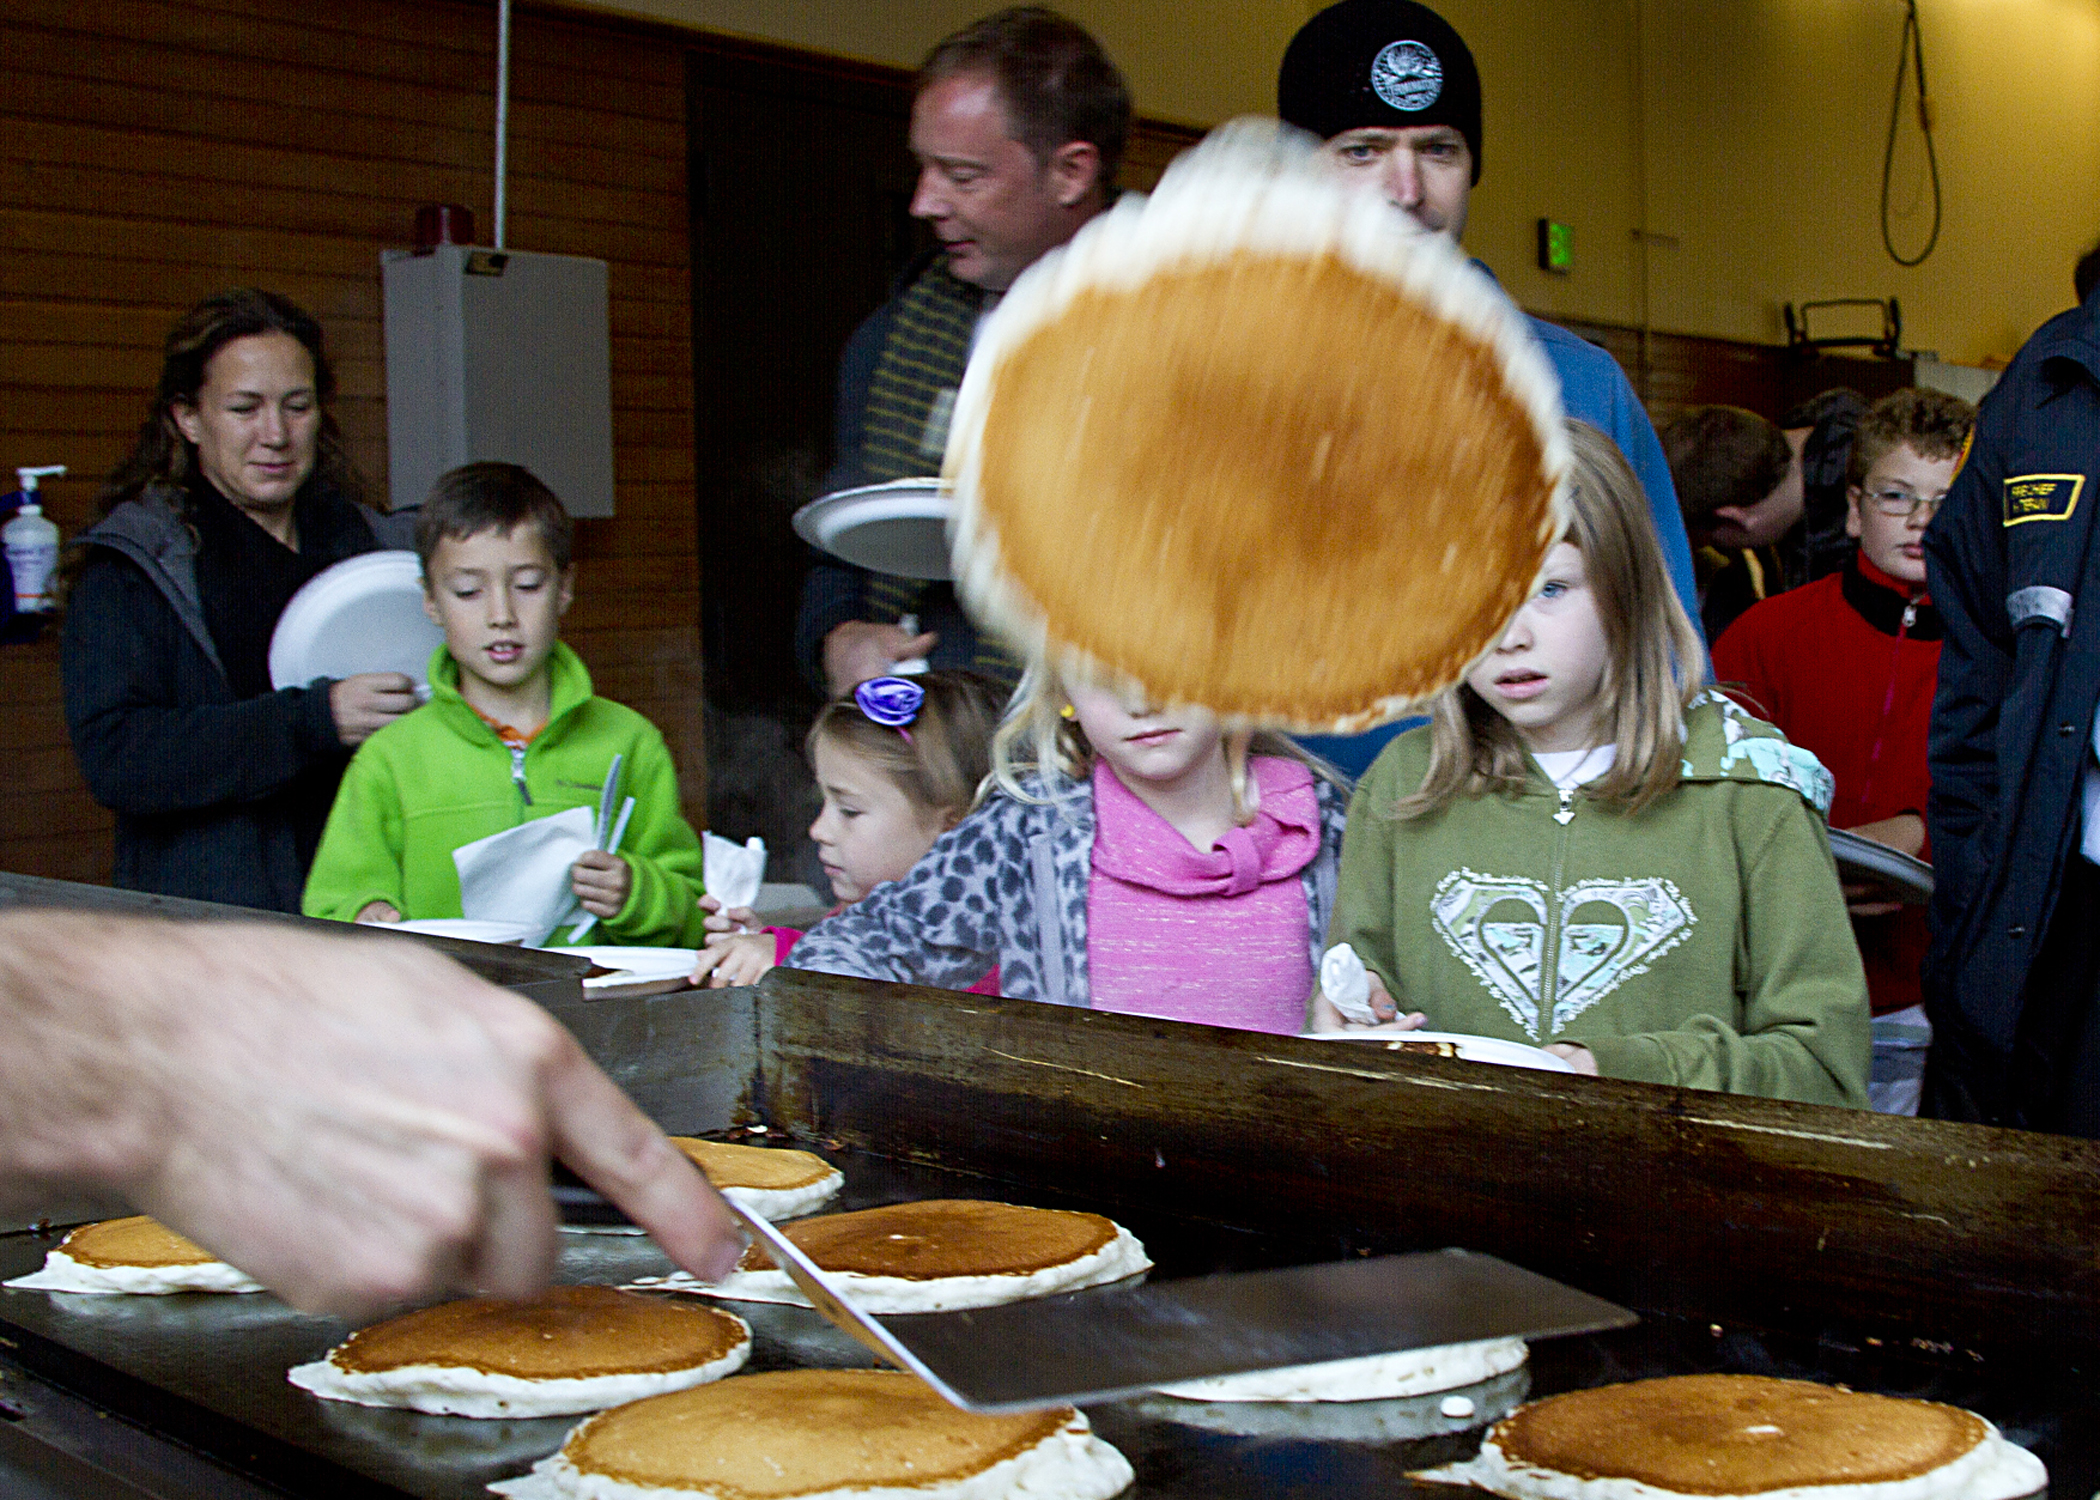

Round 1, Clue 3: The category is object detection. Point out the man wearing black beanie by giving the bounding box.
[1279,0,1702,777]
[1279,0,1484,191]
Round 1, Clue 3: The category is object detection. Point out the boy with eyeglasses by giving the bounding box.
[1711,388,1974,1111]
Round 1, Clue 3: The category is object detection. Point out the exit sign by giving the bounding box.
[1537,219,1572,274]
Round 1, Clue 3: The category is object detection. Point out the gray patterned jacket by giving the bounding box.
[785,768,1350,1007]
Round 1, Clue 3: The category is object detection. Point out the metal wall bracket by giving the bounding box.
[1784,297,1903,360]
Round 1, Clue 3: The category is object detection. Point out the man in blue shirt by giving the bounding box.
[1278,0,1700,776]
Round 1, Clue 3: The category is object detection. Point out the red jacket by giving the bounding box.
[1712,555,1938,1014]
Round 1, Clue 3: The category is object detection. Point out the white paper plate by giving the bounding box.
[389,917,538,945]
[548,946,700,993]
[1311,1030,1576,1073]
[792,479,952,580]
[1828,827,1933,905]
[269,550,444,690]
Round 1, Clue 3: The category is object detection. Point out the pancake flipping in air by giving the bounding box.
[947,119,1569,732]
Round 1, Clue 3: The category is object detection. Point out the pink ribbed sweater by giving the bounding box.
[1085,756,1317,1034]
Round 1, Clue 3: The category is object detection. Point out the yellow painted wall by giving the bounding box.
[600,0,2100,363]
[1637,0,2100,364]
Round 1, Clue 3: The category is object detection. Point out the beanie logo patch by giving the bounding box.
[1370,40,1443,111]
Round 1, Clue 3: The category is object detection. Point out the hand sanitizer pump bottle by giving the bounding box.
[5,466,65,615]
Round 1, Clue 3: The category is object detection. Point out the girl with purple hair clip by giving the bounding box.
[690,671,1006,988]
[781,662,1349,1033]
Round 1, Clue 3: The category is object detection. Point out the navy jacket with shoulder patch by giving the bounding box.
[1923,288,2100,1120]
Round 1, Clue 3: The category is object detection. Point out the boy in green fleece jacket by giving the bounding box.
[1321,423,1868,1107]
[304,464,708,947]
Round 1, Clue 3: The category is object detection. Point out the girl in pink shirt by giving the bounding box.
[784,666,1347,1033]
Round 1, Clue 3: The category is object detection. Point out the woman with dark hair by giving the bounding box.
[62,288,417,911]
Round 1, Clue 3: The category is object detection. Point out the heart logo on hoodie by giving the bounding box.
[1431,871,1698,1038]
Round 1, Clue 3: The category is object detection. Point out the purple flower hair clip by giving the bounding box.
[854,676,925,743]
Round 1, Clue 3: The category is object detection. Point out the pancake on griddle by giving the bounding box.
[1157,1333,1526,1403]
[288,1285,749,1418]
[1138,1361,1531,1443]
[4,1215,263,1295]
[947,118,1568,733]
[1416,1373,2046,1498]
[687,1198,1149,1312]
[668,1136,843,1219]
[488,1368,1133,1500]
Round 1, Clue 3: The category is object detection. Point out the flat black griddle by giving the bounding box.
[11,1147,2092,1498]
[4,966,2098,1496]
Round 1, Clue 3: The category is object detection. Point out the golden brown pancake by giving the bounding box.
[332,1286,744,1381]
[61,1216,216,1269]
[738,1199,1117,1279]
[669,1137,836,1193]
[948,120,1567,733]
[567,1370,1074,1498]
[1495,1375,1990,1492]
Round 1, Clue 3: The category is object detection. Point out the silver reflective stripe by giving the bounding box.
[917,388,957,458]
[2008,585,2074,636]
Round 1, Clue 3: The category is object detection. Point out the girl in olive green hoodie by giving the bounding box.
[1321,423,1870,1107]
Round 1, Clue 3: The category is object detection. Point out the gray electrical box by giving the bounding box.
[381,245,615,518]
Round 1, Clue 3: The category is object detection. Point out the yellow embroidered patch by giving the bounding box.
[2003,473,2085,526]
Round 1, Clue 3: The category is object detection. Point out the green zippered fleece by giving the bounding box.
[1329,692,1870,1106]
[303,643,708,947]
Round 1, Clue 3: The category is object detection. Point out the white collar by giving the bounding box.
[1532,745,1616,791]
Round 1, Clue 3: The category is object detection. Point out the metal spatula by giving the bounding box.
[718,1199,1633,1414]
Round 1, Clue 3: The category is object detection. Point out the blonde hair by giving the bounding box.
[1396,420,1704,819]
[808,671,1008,826]
[990,663,1338,821]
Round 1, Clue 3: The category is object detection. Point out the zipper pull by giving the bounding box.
[1554,787,1576,826]
[510,743,532,806]
[1901,600,1918,632]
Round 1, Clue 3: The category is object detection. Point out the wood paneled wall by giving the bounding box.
[0,0,704,884]
[0,0,1879,890]
[1556,316,1915,431]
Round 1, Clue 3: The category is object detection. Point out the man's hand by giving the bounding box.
[1546,1043,1600,1075]
[330,672,418,746]
[1848,813,1927,858]
[0,913,743,1319]
[1842,813,1927,916]
[355,901,403,924]
[571,852,632,919]
[691,932,777,989]
[823,621,938,697]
